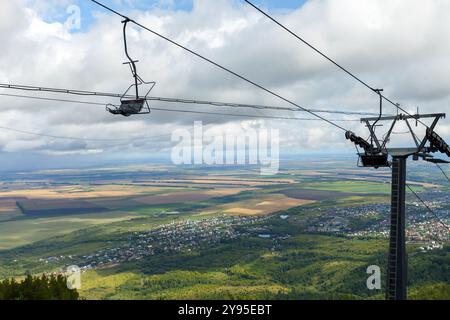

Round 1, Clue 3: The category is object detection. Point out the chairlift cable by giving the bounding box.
[89,0,350,132]
[0,125,171,142]
[435,163,450,184]
[0,84,376,116]
[244,0,429,129]
[406,183,450,231]
[0,92,361,122]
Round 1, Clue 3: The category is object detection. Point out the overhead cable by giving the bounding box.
[89,0,350,132]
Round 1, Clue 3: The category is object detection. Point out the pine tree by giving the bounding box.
[0,274,79,300]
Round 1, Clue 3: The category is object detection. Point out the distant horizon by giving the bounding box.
[1,150,441,175]
[0,150,360,173]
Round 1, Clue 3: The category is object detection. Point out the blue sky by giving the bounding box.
[41,0,307,32]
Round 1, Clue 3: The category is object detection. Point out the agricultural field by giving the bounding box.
[17,199,108,216]
[0,211,140,250]
[199,194,315,216]
[0,199,22,222]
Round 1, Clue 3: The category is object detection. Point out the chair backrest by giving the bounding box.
[119,99,145,115]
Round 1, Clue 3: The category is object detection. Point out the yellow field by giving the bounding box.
[0,185,167,200]
[199,194,315,216]
[124,176,296,188]
[183,176,296,185]
[405,180,442,188]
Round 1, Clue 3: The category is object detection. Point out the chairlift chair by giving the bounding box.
[358,152,390,168]
[347,89,391,169]
[345,129,390,168]
[107,99,146,117]
[106,18,156,117]
[106,76,155,117]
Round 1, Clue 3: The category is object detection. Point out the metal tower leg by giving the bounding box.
[386,156,407,300]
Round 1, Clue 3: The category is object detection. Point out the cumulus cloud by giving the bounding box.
[0,0,449,168]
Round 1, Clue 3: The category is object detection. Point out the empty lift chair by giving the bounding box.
[345,90,390,168]
[107,18,155,117]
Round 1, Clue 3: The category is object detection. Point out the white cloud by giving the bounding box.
[0,0,449,166]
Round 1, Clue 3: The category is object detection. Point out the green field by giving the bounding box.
[302,180,423,194]
[0,211,140,250]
